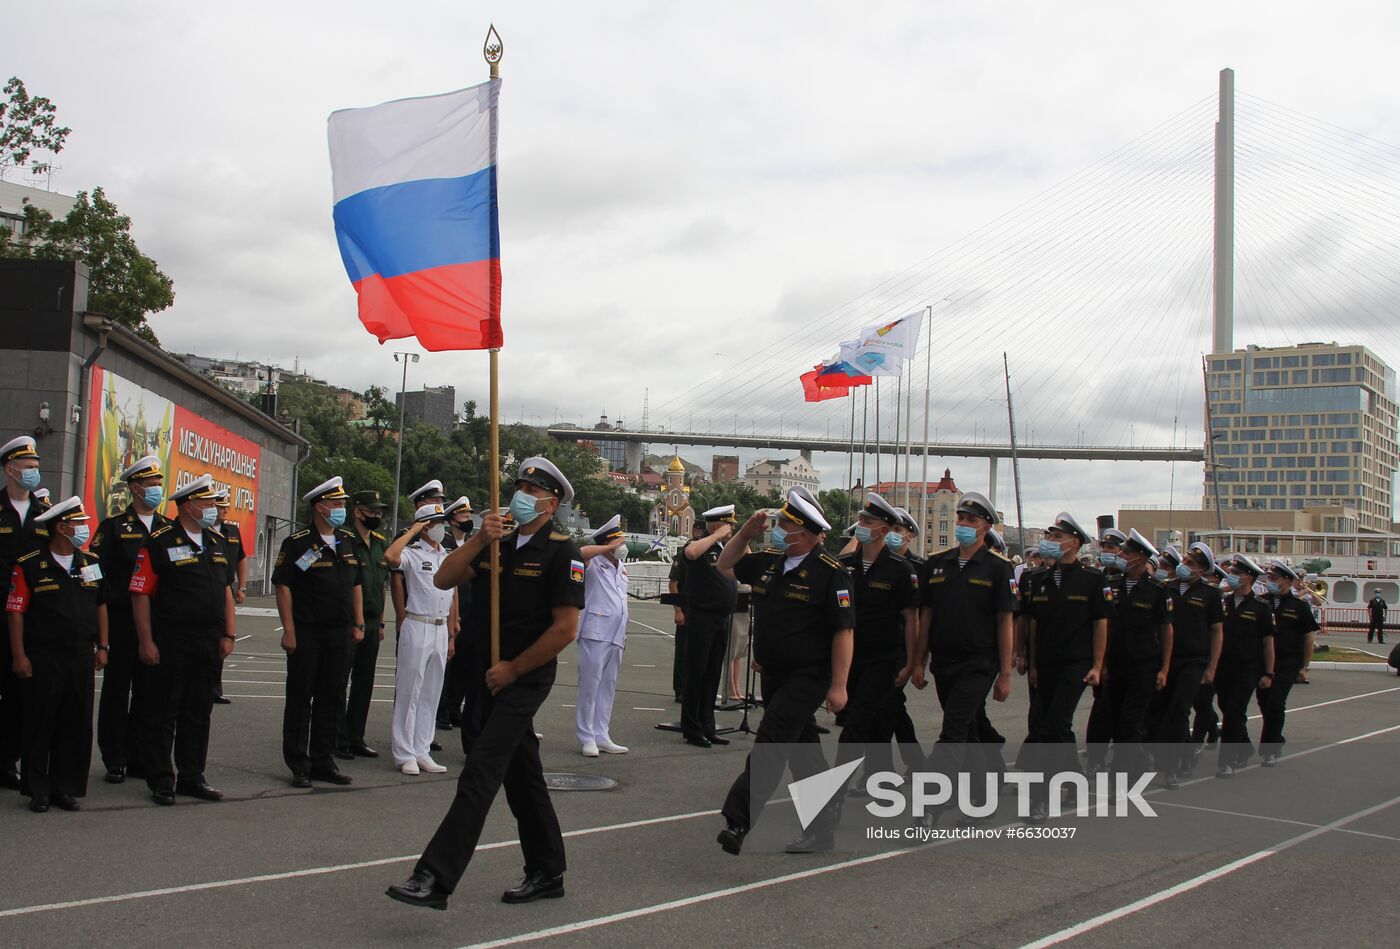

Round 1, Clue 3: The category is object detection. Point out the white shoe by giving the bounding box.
[580,741,599,758]
[597,740,629,754]
[400,760,420,776]
[417,757,447,773]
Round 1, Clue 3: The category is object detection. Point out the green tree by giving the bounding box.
[1,76,70,180]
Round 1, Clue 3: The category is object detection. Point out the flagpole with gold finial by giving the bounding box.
[484,24,503,667]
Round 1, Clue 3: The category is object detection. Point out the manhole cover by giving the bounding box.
[543,773,618,791]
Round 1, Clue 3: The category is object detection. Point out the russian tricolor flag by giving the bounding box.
[328,80,503,351]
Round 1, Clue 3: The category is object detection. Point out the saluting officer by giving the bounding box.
[338,490,390,760]
[668,520,706,704]
[0,435,50,789]
[713,490,854,856]
[1084,529,1172,779]
[1256,559,1316,767]
[915,491,1015,824]
[91,454,170,784]
[210,489,246,704]
[390,480,447,637]
[1215,554,1275,777]
[386,457,584,910]
[1148,543,1222,788]
[6,497,108,812]
[1023,511,1109,822]
[273,476,365,788]
[437,495,476,735]
[128,474,235,806]
[575,514,631,757]
[680,505,741,748]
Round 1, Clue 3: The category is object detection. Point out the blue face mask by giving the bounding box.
[884,531,905,551]
[853,525,874,545]
[1266,581,1282,596]
[1098,551,1126,570]
[770,525,790,551]
[324,507,346,529]
[1038,539,1063,560]
[955,525,979,547]
[16,468,40,491]
[509,490,540,524]
[1154,569,1170,581]
[142,486,164,508]
[1175,563,1193,581]
[1224,573,1243,590]
[70,524,91,548]
[198,506,218,528]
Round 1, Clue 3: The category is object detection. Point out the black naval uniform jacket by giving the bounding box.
[91,506,171,626]
[1268,592,1317,670]
[220,520,247,588]
[922,544,1016,663]
[734,548,855,675]
[1105,574,1172,670]
[271,528,363,632]
[1220,592,1274,668]
[1169,578,1223,666]
[1023,561,1112,667]
[8,546,109,655]
[463,523,586,686]
[839,547,917,667]
[0,492,50,584]
[683,538,739,615]
[129,523,233,647]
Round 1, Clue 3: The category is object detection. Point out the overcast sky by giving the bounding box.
[9,1,1400,528]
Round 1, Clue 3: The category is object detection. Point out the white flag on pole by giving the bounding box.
[838,312,923,377]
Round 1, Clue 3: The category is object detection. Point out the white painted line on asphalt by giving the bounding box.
[633,707,665,712]
[560,704,576,708]
[631,664,656,668]
[1149,799,1400,844]
[235,635,252,642]
[627,619,673,638]
[1165,723,1400,792]
[235,607,280,617]
[1017,792,1400,949]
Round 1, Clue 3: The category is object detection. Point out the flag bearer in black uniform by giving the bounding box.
[0,435,50,789]
[1023,511,1109,822]
[1084,530,1171,779]
[1214,554,1275,777]
[1256,559,1317,767]
[914,491,1015,824]
[714,490,854,855]
[273,476,365,788]
[128,474,235,805]
[386,457,583,910]
[211,490,246,704]
[1149,543,1222,788]
[338,490,390,760]
[679,505,740,748]
[6,497,107,812]
[92,454,169,784]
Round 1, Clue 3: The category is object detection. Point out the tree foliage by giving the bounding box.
[0,76,70,180]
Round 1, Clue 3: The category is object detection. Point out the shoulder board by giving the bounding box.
[758,547,782,555]
[370,530,386,541]
[291,529,310,539]
[987,548,1011,562]
[16,550,39,563]
[206,527,225,540]
[549,531,572,541]
[335,528,355,540]
[150,525,174,538]
[819,553,843,570]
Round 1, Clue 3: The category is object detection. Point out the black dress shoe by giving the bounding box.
[151,789,176,806]
[0,767,20,790]
[290,773,312,789]
[430,740,442,752]
[53,793,80,811]
[104,766,126,784]
[385,870,448,911]
[212,694,232,705]
[310,768,353,786]
[785,829,834,853]
[436,719,455,731]
[29,797,49,813]
[334,747,355,761]
[350,742,379,758]
[684,736,712,749]
[717,822,747,855]
[501,870,564,904]
[176,781,224,801]
[705,734,731,746]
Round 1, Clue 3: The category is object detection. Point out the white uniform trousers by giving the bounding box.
[392,617,448,765]
[575,638,623,745]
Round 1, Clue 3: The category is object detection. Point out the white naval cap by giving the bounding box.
[859,492,901,526]
[1229,553,1265,577]
[121,454,162,481]
[34,496,89,523]
[592,514,624,542]
[1100,527,1128,547]
[408,479,445,503]
[0,435,39,463]
[786,485,819,508]
[957,491,997,524]
[1159,544,1183,567]
[515,456,574,506]
[171,473,218,503]
[1187,541,1216,571]
[778,490,831,533]
[894,506,920,535]
[302,475,349,504]
[32,487,50,502]
[701,504,737,522]
[1047,511,1091,545]
[444,495,472,516]
[1268,558,1299,580]
[1123,528,1158,559]
[413,502,447,523]
[213,488,231,507]
[985,528,1007,553]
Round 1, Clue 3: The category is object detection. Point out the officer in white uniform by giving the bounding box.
[383,502,458,775]
[575,515,630,757]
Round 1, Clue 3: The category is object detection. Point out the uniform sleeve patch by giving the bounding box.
[570,559,585,583]
[837,589,851,608]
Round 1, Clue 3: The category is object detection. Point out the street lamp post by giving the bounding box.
[391,351,420,535]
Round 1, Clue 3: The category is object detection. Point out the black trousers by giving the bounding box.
[836,656,899,743]
[417,676,564,893]
[1029,660,1092,792]
[924,655,998,793]
[339,621,382,748]
[681,608,728,740]
[456,632,489,755]
[722,666,830,831]
[671,621,687,699]
[868,684,923,775]
[0,628,23,770]
[1149,659,1206,774]
[143,634,219,792]
[97,616,148,771]
[1214,660,1260,769]
[1191,683,1219,744]
[1014,681,1041,770]
[1368,617,1385,642]
[438,632,470,724]
[283,625,351,775]
[1084,663,1157,774]
[20,651,93,801]
[1257,660,1302,754]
